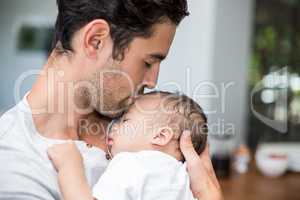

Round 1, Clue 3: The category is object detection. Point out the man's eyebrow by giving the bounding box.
[149,53,167,61]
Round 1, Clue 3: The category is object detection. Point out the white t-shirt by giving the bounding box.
[93,151,196,200]
[0,94,108,200]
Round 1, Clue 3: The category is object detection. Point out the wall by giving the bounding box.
[210,0,253,146]
[158,0,254,147]
[0,0,57,112]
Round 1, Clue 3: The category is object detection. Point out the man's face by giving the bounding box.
[74,21,177,118]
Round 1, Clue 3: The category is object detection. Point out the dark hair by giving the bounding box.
[52,0,189,59]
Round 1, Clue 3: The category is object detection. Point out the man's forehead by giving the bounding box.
[130,22,176,54]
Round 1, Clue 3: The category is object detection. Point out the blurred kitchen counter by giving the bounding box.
[219,162,300,200]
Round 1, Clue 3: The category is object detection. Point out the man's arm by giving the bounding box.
[180,131,224,200]
[47,143,95,200]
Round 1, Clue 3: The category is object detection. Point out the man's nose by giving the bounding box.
[144,80,157,89]
[143,64,160,89]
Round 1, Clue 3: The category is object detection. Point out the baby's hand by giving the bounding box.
[47,142,83,172]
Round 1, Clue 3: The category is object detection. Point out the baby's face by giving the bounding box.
[107,95,163,157]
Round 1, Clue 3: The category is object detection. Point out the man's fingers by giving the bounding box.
[180,130,203,166]
[180,131,223,198]
[200,144,220,188]
[200,144,213,169]
[201,143,210,159]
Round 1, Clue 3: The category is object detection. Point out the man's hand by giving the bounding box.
[180,131,224,200]
[47,142,83,172]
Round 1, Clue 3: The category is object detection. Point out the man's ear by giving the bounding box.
[82,19,111,58]
[151,127,175,146]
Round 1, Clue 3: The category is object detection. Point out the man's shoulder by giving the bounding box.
[0,158,60,200]
[0,104,21,139]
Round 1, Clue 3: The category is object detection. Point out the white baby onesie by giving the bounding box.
[92,151,196,200]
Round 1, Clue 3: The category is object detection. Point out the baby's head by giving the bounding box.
[107,91,208,161]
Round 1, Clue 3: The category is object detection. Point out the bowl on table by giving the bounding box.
[256,152,288,178]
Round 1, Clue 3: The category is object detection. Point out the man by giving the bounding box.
[0,0,223,200]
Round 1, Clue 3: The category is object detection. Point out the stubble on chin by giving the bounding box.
[92,73,133,118]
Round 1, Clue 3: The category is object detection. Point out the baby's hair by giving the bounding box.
[144,91,208,157]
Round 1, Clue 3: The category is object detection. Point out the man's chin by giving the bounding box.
[95,96,134,118]
[99,110,124,118]
[94,105,124,118]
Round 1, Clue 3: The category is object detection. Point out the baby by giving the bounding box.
[48,91,208,200]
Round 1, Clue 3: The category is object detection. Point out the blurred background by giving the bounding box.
[0,0,299,199]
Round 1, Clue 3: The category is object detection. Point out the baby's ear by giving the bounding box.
[151,127,174,146]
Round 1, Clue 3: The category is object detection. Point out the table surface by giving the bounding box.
[219,163,300,200]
